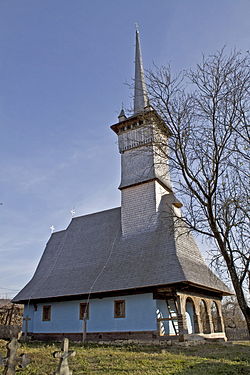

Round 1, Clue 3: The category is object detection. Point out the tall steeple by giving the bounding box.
[111,30,172,237]
[134,28,149,114]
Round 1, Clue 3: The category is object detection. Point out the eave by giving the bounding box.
[110,108,172,137]
[13,280,231,305]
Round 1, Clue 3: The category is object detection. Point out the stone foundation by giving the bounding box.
[28,330,227,343]
[29,330,158,342]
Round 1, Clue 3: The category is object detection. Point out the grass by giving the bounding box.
[0,339,249,374]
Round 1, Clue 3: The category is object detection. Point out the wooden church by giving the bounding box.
[13,31,230,342]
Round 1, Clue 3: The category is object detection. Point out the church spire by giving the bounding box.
[134,28,149,114]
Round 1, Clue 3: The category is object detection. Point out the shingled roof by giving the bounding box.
[13,205,231,303]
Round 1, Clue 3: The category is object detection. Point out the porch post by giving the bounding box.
[176,295,188,341]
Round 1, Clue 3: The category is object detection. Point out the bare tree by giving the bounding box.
[223,297,247,329]
[147,49,250,334]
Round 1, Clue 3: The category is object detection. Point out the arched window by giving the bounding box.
[211,301,222,332]
[185,298,196,334]
[199,300,210,333]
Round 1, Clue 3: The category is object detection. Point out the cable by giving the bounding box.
[82,222,121,342]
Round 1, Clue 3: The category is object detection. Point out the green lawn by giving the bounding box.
[0,340,249,374]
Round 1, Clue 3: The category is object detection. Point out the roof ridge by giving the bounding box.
[71,206,121,221]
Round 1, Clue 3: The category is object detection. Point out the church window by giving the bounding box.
[42,305,51,321]
[79,303,89,320]
[114,300,125,318]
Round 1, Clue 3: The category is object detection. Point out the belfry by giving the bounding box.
[13,30,230,342]
[112,29,173,237]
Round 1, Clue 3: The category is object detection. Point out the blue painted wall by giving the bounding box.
[23,293,157,333]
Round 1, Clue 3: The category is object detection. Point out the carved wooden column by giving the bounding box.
[193,313,200,333]
[217,300,224,332]
[176,295,188,341]
[206,300,214,333]
[192,298,201,334]
[196,300,203,333]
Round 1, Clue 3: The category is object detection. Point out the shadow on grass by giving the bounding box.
[81,341,250,374]
[11,340,250,375]
[22,340,250,358]
[174,360,250,375]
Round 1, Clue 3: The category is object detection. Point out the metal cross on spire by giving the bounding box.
[134,25,149,114]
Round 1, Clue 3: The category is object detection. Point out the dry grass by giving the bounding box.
[0,339,249,374]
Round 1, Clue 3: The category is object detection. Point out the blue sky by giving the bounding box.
[0,0,249,298]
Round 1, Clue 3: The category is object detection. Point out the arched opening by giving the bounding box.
[211,301,222,332]
[185,298,196,334]
[199,300,210,333]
